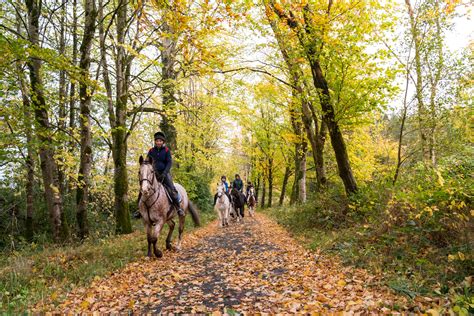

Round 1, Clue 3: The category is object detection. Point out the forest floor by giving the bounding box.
[31,213,440,313]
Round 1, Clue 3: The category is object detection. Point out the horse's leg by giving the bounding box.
[151,221,164,258]
[147,241,152,257]
[146,223,154,257]
[225,205,230,226]
[216,207,223,227]
[176,215,185,251]
[166,219,176,251]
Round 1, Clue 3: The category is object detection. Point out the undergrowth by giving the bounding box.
[264,155,473,314]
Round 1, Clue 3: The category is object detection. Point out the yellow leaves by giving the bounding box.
[426,308,440,316]
[448,251,466,262]
[444,0,461,14]
[435,169,445,186]
[50,291,59,301]
[80,299,90,310]
[337,279,347,287]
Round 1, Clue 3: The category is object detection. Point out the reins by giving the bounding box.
[139,163,161,224]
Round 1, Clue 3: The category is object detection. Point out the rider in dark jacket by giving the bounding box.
[232,174,243,193]
[135,132,184,218]
[147,132,184,216]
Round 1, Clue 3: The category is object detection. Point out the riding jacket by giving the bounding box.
[222,181,229,192]
[233,178,243,192]
[147,145,172,175]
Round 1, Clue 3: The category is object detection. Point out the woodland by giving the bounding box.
[0,0,472,313]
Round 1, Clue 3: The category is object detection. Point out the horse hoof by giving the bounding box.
[155,250,163,258]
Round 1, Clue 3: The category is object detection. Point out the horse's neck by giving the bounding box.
[218,194,228,204]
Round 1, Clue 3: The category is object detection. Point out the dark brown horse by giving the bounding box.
[138,156,200,257]
[230,188,246,219]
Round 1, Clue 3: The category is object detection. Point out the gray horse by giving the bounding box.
[138,155,200,257]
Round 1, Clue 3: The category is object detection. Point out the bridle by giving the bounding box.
[139,163,161,222]
[216,185,225,200]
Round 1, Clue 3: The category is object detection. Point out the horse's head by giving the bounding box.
[139,155,155,198]
[249,186,255,197]
[216,183,224,198]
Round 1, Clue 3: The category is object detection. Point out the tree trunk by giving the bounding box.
[308,59,357,194]
[25,0,66,242]
[290,143,301,205]
[57,0,67,194]
[266,11,327,189]
[16,10,35,242]
[76,0,97,240]
[112,0,132,234]
[298,143,307,203]
[405,0,428,163]
[279,165,290,206]
[267,157,273,208]
[315,120,327,188]
[270,2,358,194]
[255,175,260,204]
[69,0,78,133]
[160,20,178,151]
[260,170,266,207]
[393,70,410,185]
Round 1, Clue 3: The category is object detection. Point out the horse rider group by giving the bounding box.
[134,130,255,219]
[213,174,255,206]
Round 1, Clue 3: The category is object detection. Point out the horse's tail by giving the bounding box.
[188,201,201,227]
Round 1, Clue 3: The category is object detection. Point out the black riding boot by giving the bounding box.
[161,173,185,217]
[134,192,142,218]
[175,202,185,217]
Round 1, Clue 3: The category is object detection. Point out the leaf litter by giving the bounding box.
[32,214,440,313]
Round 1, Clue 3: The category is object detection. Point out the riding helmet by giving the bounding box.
[154,131,166,141]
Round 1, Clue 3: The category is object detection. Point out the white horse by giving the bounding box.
[214,183,231,227]
[247,186,256,217]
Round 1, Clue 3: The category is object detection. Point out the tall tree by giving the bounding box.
[76,0,97,240]
[269,0,358,194]
[25,0,66,241]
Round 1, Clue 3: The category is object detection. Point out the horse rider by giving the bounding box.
[232,174,244,193]
[245,181,254,199]
[135,132,184,218]
[213,175,230,206]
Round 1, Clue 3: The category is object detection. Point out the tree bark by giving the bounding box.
[298,143,307,203]
[16,13,35,241]
[290,142,301,204]
[58,0,67,194]
[25,0,66,242]
[69,0,78,132]
[76,0,97,240]
[260,168,266,207]
[405,0,428,163]
[159,20,178,151]
[112,0,132,234]
[267,157,273,208]
[279,165,291,206]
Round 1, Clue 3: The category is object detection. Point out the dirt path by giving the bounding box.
[37,214,409,313]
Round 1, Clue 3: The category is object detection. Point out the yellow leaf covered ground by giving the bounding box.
[33,214,419,313]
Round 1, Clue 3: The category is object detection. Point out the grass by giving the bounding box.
[0,210,216,313]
